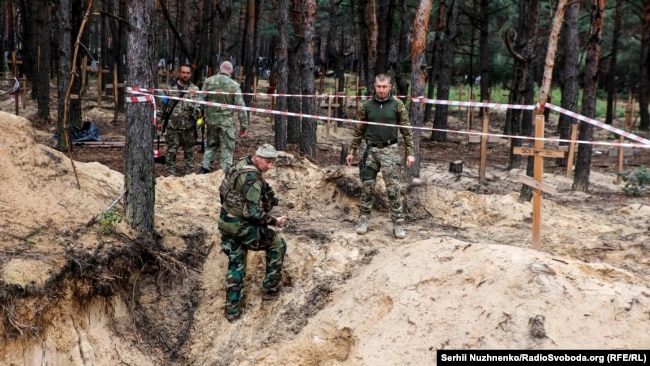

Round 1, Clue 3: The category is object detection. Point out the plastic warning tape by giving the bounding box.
[546,103,650,146]
[415,96,536,111]
[126,87,650,149]
[125,90,157,126]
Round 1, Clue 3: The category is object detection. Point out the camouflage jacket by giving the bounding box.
[349,93,414,157]
[200,72,249,130]
[219,156,278,226]
[159,79,200,130]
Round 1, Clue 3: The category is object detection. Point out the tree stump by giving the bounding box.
[449,160,463,173]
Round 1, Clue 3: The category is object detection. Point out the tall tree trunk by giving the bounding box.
[375,0,395,74]
[504,0,540,169]
[242,0,260,107]
[124,0,156,234]
[68,0,84,128]
[356,0,369,89]
[393,0,414,97]
[605,0,623,125]
[287,51,301,143]
[573,0,606,192]
[55,0,72,151]
[478,0,490,105]
[431,0,459,142]
[20,0,50,120]
[326,0,347,118]
[35,0,50,120]
[556,0,581,166]
[274,0,289,151]
[365,0,378,91]
[408,0,432,179]
[297,0,317,158]
[0,0,5,73]
[638,0,650,131]
[423,0,444,123]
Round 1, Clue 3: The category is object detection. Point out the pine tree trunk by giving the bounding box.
[432,0,459,142]
[55,0,72,152]
[605,0,623,125]
[124,0,156,234]
[408,0,432,179]
[638,0,650,131]
[393,0,414,97]
[557,1,580,166]
[298,0,317,158]
[573,0,606,192]
[274,0,289,151]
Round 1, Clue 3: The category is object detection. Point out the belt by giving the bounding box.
[367,138,397,148]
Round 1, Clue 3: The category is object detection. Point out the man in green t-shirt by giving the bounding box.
[346,74,415,239]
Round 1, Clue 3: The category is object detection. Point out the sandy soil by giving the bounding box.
[1,85,649,365]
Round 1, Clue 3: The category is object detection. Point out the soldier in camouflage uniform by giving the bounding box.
[346,73,415,239]
[198,61,249,174]
[159,64,201,176]
[218,144,287,322]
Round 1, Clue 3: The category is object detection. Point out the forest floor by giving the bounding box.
[1,77,650,365]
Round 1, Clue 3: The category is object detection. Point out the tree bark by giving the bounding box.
[297,0,317,158]
[605,0,623,125]
[478,0,490,107]
[432,0,460,142]
[504,0,540,169]
[408,0,432,179]
[423,0,444,123]
[55,0,72,151]
[124,0,156,234]
[557,0,581,166]
[393,0,414,97]
[365,0,378,91]
[638,0,650,131]
[274,0,289,151]
[573,0,606,192]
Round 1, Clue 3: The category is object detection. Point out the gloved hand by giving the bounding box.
[196,117,204,127]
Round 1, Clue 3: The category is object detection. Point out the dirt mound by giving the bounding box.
[1,112,650,365]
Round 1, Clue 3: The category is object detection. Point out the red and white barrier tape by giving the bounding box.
[125,92,157,126]
[126,87,650,149]
[546,103,650,146]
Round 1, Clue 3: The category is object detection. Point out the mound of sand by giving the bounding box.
[1,112,649,365]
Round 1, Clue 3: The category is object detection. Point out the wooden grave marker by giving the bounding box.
[513,113,564,249]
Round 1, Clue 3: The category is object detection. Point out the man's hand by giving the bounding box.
[406,155,415,168]
[239,129,247,138]
[346,154,354,166]
[275,216,287,226]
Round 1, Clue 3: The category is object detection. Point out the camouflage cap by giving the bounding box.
[256,144,278,159]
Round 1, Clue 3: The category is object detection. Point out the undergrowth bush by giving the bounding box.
[618,167,650,197]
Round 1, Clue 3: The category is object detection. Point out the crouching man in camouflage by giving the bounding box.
[217,144,287,322]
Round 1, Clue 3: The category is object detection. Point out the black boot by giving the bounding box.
[198,167,210,174]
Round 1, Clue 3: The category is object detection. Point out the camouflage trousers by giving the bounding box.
[200,117,236,172]
[358,143,404,221]
[217,211,287,319]
[165,127,195,176]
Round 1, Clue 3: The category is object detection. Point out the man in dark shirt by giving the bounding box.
[346,74,415,239]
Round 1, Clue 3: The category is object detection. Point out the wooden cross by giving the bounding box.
[513,114,564,249]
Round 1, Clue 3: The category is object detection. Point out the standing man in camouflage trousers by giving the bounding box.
[346,73,415,239]
[218,144,287,322]
[198,61,249,174]
[159,64,201,176]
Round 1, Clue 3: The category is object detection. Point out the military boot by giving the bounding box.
[393,219,405,239]
[356,215,369,235]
